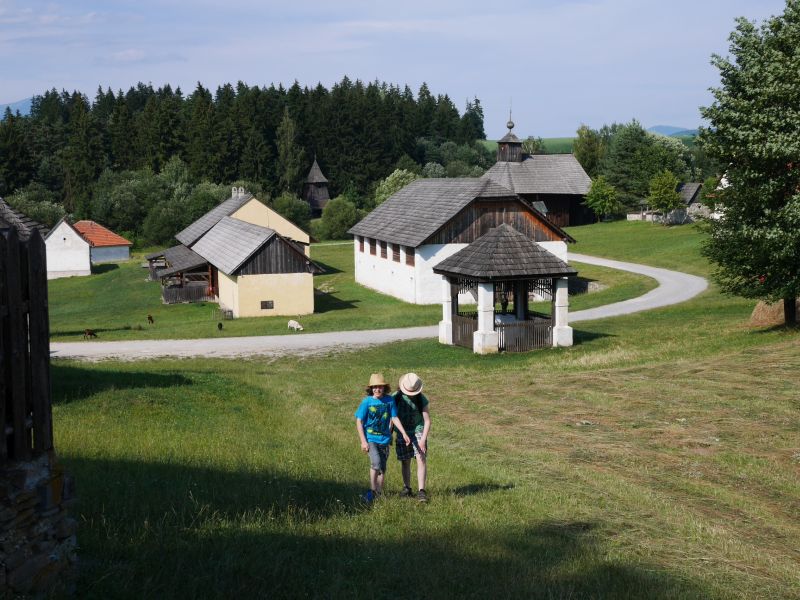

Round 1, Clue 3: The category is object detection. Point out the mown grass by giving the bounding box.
[48,240,654,342]
[50,221,799,598]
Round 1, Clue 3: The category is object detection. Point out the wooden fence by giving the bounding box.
[162,284,214,304]
[452,313,478,348]
[496,318,552,352]
[0,227,53,465]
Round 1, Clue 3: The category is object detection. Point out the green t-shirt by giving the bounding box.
[393,391,429,434]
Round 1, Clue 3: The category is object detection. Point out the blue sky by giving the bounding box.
[0,0,788,138]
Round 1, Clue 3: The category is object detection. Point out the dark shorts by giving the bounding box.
[396,432,427,462]
[368,442,390,473]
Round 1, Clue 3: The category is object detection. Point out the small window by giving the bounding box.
[392,243,400,262]
[358,236,364,253]
[261,300,274,310]
[405,246,415,266]
[369,238,376,256]
[380,240,387,258]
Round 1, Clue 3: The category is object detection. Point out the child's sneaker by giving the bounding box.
[417,489,428,503]
[399,486,413,498]
[361,489,375,504]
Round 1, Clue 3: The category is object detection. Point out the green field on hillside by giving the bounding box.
[50,222,800,598]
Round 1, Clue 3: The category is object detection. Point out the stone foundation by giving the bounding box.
[1,453,77,595]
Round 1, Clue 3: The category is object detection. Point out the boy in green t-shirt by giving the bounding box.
[392,373,432,502]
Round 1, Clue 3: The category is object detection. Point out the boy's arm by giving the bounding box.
[355,418,369,453]
[419,407,431,453]
[391,417,411,445]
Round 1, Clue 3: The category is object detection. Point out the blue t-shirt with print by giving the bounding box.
[354,395,397,445]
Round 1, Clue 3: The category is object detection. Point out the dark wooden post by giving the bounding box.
[26,230,53,453]
[0,230,8,461]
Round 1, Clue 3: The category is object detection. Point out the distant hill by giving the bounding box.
[0,98,32,117]
[647,125,698,137]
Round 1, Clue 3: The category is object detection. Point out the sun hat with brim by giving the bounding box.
[399,373,423,396]
[368,373,387,387]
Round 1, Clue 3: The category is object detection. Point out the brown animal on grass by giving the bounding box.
[147,314,154,325]
[83,329,97,339]
[217,322,223,331]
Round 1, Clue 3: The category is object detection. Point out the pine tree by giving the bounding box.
[275,106,306,193]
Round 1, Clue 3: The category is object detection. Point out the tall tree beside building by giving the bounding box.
[573,125,605,178]
[61,95,104,215]
[276,106,306,193]
[700,0,800,325]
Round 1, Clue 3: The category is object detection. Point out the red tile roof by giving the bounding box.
[73,220,132,247]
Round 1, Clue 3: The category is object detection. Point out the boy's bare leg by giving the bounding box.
[401,460,412,489]
[416,454,427,491]
[376,470,385,494]
[370,468,380,492]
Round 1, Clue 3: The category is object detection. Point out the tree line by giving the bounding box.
[0,78,487,243]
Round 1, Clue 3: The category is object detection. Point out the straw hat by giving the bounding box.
[399,373,423,396]
[368,373,387,387]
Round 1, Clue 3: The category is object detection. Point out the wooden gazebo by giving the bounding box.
[433,224,577,353]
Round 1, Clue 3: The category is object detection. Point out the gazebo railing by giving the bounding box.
[496,318,552,352]
[452,313,478,348]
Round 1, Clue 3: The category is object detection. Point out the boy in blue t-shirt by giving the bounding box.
[355,373,411,502]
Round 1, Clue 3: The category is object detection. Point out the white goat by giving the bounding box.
[287,319,304,331]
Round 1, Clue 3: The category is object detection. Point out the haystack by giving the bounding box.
[749,298,800,327]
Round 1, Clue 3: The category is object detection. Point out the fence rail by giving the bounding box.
[496,318,552,352]
[1,228,53,465]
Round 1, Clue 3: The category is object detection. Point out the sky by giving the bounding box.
[0,0,789,138]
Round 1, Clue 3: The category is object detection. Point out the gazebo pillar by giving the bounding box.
[552,277,573,347]
[473,281,499,354]
[438,277,453,345]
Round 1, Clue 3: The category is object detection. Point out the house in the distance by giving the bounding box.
[44,217,91,279]
[483,120,593,227]
[72,220,132,263]
[147,187,322,317]
[348,178,573,305]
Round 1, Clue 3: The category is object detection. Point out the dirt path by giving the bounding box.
[50,255,707,361]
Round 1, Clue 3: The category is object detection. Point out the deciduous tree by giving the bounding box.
[700,0,800,325]
[583,176,619,221]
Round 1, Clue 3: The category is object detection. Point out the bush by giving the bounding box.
[318,197,359,240]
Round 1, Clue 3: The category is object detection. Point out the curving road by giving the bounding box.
[50,255,707,361]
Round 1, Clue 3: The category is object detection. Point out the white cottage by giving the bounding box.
[348,178,574,305]
[72,220,132,263]
[44,217,91,279]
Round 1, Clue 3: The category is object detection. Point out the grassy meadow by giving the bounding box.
[48,242,654,342]
[50,221,800,598]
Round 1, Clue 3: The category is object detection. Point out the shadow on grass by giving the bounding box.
[573,328,614,345]
[65,454,708,598]
[51,363,193,404]
[450,482,515,496]
[50,325,145,338]
[314,294,360,313]
[312,259,343,274]
[91,263,120,275]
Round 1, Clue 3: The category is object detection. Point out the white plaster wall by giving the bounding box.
[537,240,568,262]
[353,238,416,303]
[45,222,91,279]
[414,243,468,304]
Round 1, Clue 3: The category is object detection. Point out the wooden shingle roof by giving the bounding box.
[73,220,132,247]
[191,217,276,275]
[348,178,517,247]
[483,154,591,195]
[152,244,208,277]
[175,192,254,247]
[0,197,48,241]
[433,224,577,281]
[679,182,702,205]
[306,158,328,184]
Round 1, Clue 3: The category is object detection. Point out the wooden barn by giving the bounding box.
[348,178,573,305]
[483,121,593,227]
[147,187,321,317]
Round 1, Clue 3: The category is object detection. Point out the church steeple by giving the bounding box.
[496,112,523,163]
[302,155,330,217]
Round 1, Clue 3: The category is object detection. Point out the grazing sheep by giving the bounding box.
[287,319,304,331]
[83,329,97,339]
[147,314,154,325]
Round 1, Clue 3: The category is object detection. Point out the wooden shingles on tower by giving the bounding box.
[302,158,330,218]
